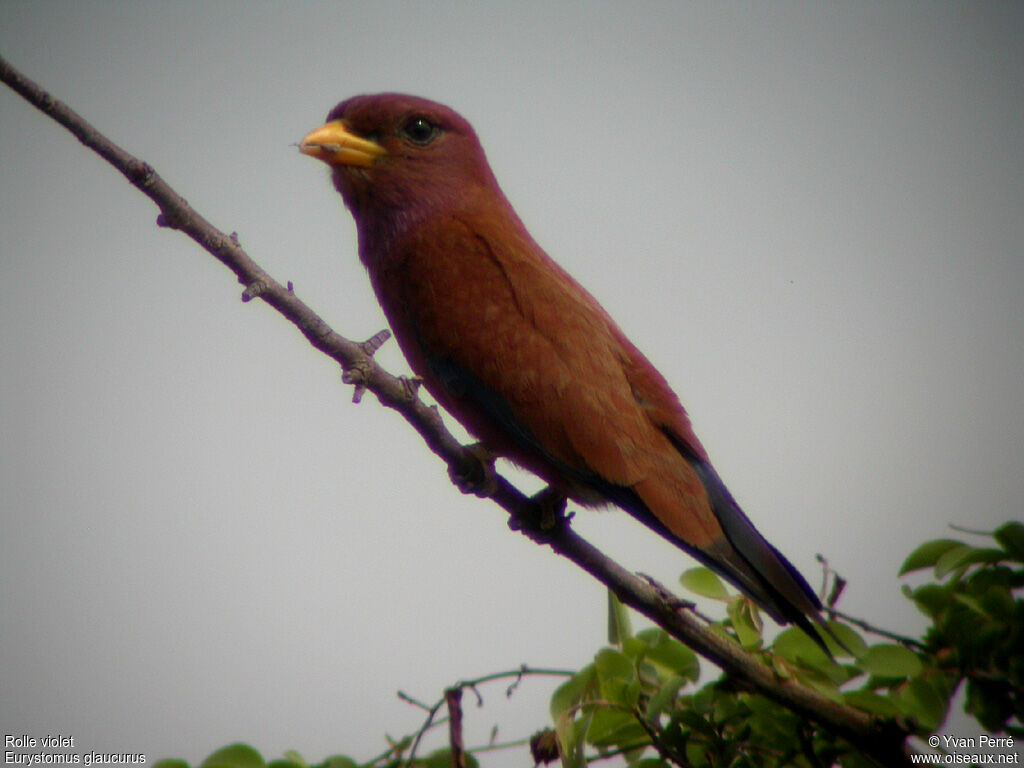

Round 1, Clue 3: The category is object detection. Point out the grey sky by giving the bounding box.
[2,2,1022,765]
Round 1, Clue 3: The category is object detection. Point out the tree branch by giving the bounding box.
[0,54,912,767]
[444,688,466,768]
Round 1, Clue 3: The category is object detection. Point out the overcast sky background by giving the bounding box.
[2,2,1022,765]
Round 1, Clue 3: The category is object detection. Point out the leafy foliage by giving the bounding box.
[155,743,476,768]
[900,521,1024,736]
[154,523,1022,768]
[549,585,930,767]
[547,523,1022,766]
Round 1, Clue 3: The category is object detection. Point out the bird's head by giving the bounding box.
[300,93,504,255]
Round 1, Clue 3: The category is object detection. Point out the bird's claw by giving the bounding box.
[449,442,499,498]
[533,486,568,529]
[508,486,569,533]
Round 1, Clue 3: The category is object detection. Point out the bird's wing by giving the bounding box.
[379,213,724,544]
[377,212,822,629]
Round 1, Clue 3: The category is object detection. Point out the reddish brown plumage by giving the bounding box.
[301,94,827,639]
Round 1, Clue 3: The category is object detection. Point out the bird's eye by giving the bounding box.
[401,115,440,145]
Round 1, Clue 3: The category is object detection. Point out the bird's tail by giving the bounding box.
[620,437,838,655]
[688,459,843,655]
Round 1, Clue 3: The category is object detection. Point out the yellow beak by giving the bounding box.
[299,120,386,167]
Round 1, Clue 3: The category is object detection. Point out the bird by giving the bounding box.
[299,93,829,645]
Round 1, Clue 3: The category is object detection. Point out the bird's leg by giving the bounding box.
[508,486,570,536]
[449,442,499,498]
[532,486,568,530]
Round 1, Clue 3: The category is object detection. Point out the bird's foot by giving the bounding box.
[533,486,568,530]
[508,486,570,534]
[449,442,499,498]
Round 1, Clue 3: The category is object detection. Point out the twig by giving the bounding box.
[816,555,924,649]
[404,700,446,767]
[584,740,662,764]
[445,688,466,768]
[463,735,531,754]
[632,707,688,768]
[364,735,414,768]
[398,666,573,766]
[0,54,912,768]
[948,524,994,537]
[458,665,575,690]
[797,722,827,768]
[828,609,926,651]
[397,691,435,711]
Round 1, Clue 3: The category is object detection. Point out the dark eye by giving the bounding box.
[401,115,440,145]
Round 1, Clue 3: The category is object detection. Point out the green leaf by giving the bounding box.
[595,647,640,707]
[685,740,711,767]
[679,567,730,600]
[952,547,1006,571]
[858,644,923,678]
[978,583,1017,620]
[646,674,689,721]
[843,690,901,717]
[555,711,590,768]
[726,597,763,649]
[773,626,830,666]
[417,750,478,768]
[319,758,358,768]
[550,665,595,720]
[897,676,950,732]
[934,544,987,579]
[840,752,885,768]
[745,694,799,740]
[994,522,1024,561]
[607,589,633,645]
[281,752,306,768]
[690,685,716,716]
[621,635,649,661]
[554,710,576,767]
[951,592,990,617]
[824,620,868,659]
[793,665,844,701]
[586,708,647,748]
[966,678,1015,732]
[635,629,700,681]
[772,653,795,680]
[201,745,264,768]
[899,538,962,575]
[596,647,635,679]
[906,583,952,617]
[802,650,855,686]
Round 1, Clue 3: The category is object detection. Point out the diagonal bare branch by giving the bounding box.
[0,53,911,767]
